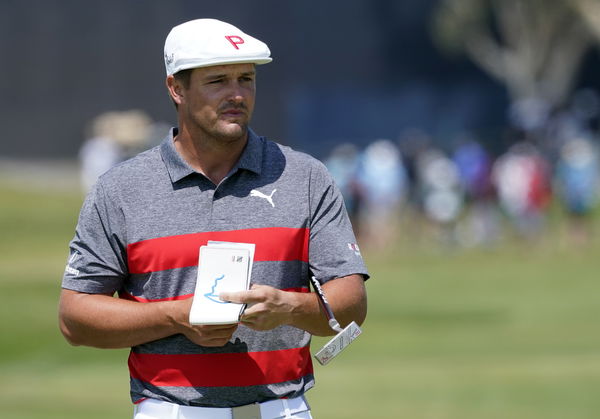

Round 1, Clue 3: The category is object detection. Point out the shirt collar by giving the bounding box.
[159,127,264,184]
[235,128,263,175]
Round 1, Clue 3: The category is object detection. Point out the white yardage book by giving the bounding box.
[189,242,255,325]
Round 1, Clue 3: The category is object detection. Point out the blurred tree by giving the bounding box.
[431,0,594,119]
[575,0,600,40]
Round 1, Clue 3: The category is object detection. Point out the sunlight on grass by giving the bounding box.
[2,182,600,418]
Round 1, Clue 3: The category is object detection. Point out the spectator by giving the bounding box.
[555,137,600,244]
[415,147,464,244]
[492,142,552,239]
[452,138,500,247]
[355,139,407,249]
[79,110,152,192]
[324,143,362,231]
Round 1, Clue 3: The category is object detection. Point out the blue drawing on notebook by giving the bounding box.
[204,274,230,304]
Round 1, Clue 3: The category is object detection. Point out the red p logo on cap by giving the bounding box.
[225,35,245,49]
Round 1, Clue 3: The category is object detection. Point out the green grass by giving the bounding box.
[2,181,600,418]
[312,242,600,418]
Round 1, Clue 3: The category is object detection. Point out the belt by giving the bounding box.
[134,396,310,419]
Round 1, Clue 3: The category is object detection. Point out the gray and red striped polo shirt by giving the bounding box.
[62,128,368,407]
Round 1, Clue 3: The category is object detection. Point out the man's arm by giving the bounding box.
[221,274,367,336]
[58,289,238,348]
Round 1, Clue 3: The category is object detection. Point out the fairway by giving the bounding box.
[1,181,600,418]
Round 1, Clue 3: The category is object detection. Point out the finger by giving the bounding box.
[195,323,238,332]
[239,311,255,322]
[205,332,235,342]
[240,302,264,319]
[202,337,233,347]
[192,325,238,339]
[218,291,240,303]
[220,289,262,304]
[240,318,259,329]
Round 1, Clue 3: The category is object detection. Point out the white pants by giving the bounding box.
[133,396,313,419]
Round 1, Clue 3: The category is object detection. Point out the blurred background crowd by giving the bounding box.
[323,116,600,251]
[3,0,600,251]
[78,92,600,254]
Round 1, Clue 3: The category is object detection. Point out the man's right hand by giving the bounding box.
[181,323,239,347]
[59,289,238,348]
[166,297,239,347]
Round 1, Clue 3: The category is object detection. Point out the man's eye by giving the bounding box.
[208,79,223,84]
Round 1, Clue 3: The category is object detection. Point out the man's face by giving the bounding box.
[179,63,256,142]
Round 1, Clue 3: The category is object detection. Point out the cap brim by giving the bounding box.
[169,57,272,75]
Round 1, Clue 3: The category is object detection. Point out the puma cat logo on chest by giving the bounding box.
[250,189,277,207]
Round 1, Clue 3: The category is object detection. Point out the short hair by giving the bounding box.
[174,69,192,89]
[170,69,193,109]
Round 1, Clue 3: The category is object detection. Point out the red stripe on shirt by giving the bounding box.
[127,227,309,274]
[128,346,313,388]
[282,287,310,293]
[118,291,194,303]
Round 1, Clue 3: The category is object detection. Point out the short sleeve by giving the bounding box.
[61,180,128,294]
[307,159,369,284]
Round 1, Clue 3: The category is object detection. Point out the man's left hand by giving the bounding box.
[220,284,296,331]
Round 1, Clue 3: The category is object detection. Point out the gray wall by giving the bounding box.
[1,0,512,159]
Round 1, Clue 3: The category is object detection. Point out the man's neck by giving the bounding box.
[173,127,248,186]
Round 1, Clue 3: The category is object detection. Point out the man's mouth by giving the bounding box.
[222,109,243,115]
[220,101,247,114]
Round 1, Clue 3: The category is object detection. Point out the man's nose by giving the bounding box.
[228,82,245,103]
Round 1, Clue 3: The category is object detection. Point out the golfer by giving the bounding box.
[59,18,368,419]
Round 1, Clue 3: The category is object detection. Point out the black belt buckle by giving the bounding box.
[232,402,261,419]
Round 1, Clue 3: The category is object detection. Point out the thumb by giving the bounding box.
[218,290,243,303]
[219,288,258,303]
[220,284,263,303]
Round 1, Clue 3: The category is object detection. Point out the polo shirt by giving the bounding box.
[62,128,369,407]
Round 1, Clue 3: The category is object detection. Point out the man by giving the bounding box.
[59,18,368,419]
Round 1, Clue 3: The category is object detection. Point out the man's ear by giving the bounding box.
[166,75,184,106]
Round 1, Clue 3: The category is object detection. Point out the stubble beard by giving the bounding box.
[190,106,251,146]
[212,120,248,144]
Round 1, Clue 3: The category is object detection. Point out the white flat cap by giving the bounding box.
[164,18,272,76]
